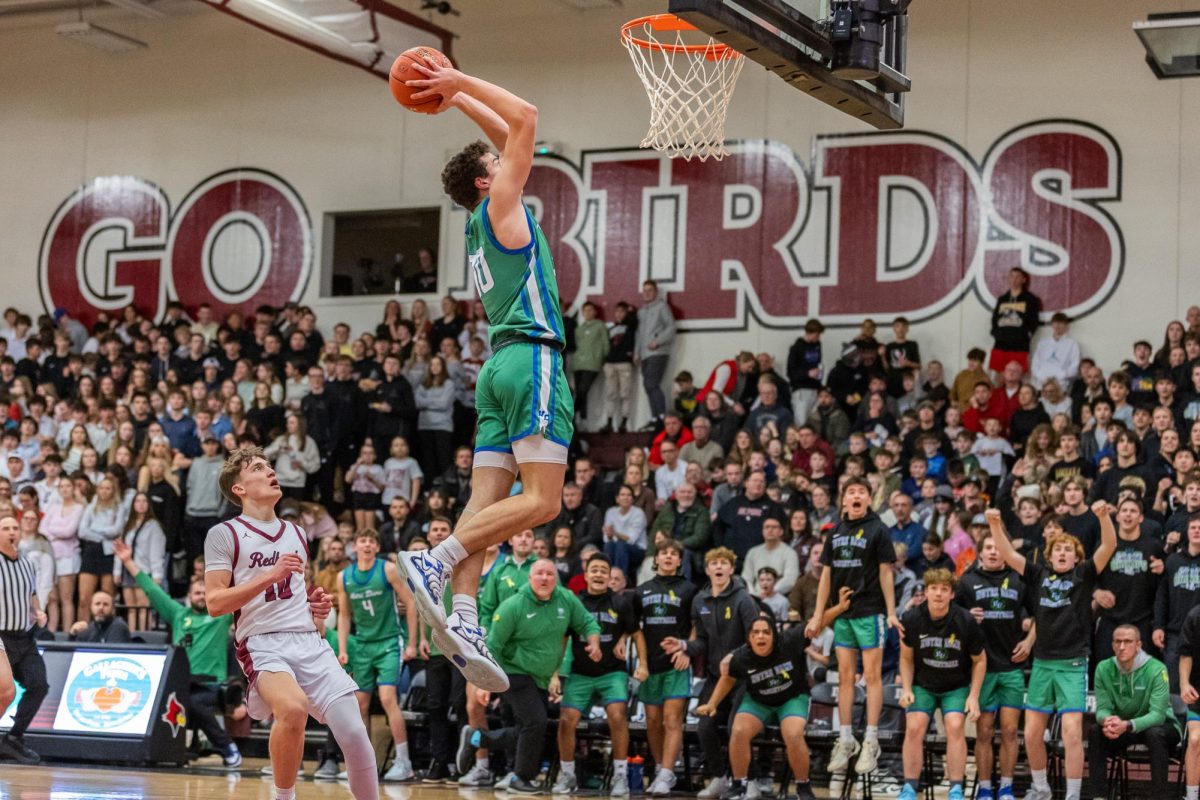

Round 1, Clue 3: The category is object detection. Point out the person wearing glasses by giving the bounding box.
[1088,624,1179,797]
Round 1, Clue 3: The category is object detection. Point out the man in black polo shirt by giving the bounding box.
[1093,497,1164,662]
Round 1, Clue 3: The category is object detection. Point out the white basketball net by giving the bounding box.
[621,17,745,161]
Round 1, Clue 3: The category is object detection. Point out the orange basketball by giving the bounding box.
[389,46,451,113]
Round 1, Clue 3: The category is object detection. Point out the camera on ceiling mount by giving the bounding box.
[825,0,912,81]
[421,0,459,16]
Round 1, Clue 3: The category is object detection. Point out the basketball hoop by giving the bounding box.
[620,14,745,161]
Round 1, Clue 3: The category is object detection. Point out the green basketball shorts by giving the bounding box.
[639,668,692,706]
[562,671,628,712]
[979,670,1026,713]
[474,342,574,472]
[736,694,810,725]
[347,637,400,692]
[1026,657,1088,714]
[910,685,970,716]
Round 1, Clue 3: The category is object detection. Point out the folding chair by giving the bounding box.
[809,682,871,799]
[1104,694,1188,799]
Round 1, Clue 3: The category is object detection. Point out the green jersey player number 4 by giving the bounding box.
[395,59,574,693]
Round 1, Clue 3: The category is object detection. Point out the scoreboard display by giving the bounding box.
[1,642,191,765]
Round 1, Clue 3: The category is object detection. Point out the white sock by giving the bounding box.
[613,759,628,776]
[979,780,992,791]
[453,594,479,626]
[1065,777,1081,800]
[1186,785,1198,800]
[478,756,490,770]
[1032,770,1049,791]
[839,725,854,742]
[1000,776,1013,789]
[395,740,409,763]
[658,766,674,779]
[865,725,878,742]
[431,535,469,568]
[561,761,576,776]
[275,789,296,800]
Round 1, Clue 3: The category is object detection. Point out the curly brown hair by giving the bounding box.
[441,140,491,209]
[218,446,265,507]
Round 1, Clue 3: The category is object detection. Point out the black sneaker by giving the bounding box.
[0,735,41,765]
[509,778,542,794]
[421,763,450,783]
[796,782,816,800]
[456,725,480,775]
[720,781,749,800]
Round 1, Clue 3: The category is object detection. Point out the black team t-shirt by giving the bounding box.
[1096,534,1162,624]
[955,565,1026,672]
[1048,457,1095,485]
[727,627,811,707]
[633,574,697,674]
[1024,559,1099,661]
[901,603,985,693]
[820,511,896,618]
[571,589,639,677]
[1061,509,1102,557]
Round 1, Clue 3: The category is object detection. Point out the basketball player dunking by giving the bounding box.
[203,448,378,800]
[396,62,573,692]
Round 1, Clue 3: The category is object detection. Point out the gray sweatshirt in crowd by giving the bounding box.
[415,382,457,433]
[635,298,676,360]
[186,455,225,517]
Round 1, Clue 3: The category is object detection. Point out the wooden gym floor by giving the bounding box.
[0,759,876,799]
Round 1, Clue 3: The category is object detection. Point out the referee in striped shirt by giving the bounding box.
[0,512,48,764]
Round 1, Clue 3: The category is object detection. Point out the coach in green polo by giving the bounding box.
[457,558,601,793]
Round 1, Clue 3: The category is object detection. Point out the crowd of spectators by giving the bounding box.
[3,264,1200,797]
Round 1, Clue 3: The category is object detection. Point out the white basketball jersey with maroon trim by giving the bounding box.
[208,515,315,643]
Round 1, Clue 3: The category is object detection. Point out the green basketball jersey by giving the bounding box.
[466,198,565,351]
[342,560,400,642]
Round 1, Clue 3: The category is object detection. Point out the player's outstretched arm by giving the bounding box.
[408,61,535,234]
[985,508,1025,573]
[694,675,737,717]
[451,94,509,153]
[1092,500,1118,572]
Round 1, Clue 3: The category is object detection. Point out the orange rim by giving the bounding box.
[621,13,741,59]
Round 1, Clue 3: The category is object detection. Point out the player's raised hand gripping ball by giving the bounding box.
[389,46,453,112]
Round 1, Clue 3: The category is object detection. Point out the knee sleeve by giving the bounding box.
[325,694,379,800]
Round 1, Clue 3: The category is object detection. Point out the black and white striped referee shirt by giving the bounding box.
[0,550,37,632]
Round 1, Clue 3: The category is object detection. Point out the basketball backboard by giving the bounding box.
[666,0,911,129]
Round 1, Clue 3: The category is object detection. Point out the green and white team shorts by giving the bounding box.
[1025,657,1088,714]
[473,341,574,472]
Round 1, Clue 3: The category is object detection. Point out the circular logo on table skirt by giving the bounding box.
[66,657,152,730]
